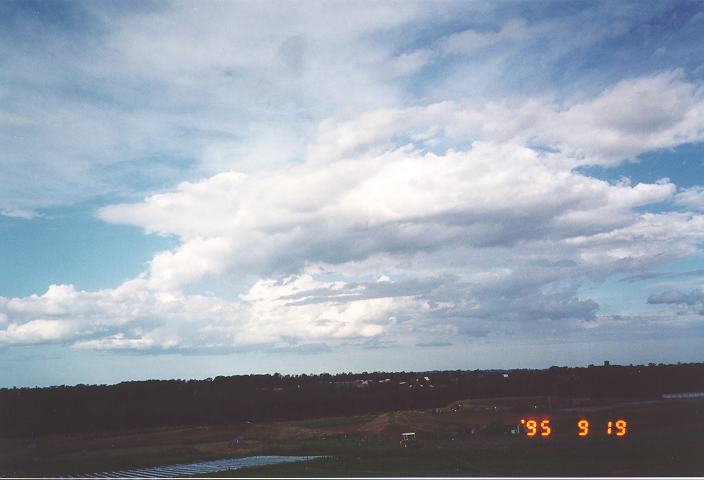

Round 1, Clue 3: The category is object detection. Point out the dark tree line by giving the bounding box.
[1,362,703,437]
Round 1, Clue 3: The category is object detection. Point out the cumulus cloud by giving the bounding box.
[4,2,699,216]
[0,319,76,345]
[675,186,704,211]
[3,2,704,355]
[99,140,676,290]
[648,287,704,307]
[646,286,704,321]
[546,71,704,164]
[0,275,421,349]
[307,71,704,166]
[1,73,693,351]
[0,268,608,350]
[99,73,702,296]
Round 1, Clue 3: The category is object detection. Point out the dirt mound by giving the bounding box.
[249,423,318,440]
[394,411,445,431]
[358,410,445,435]
[357,413,395,434]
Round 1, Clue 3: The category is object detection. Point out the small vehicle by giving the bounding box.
[400,432,417,448]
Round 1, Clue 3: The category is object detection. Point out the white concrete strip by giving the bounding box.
[64,455,325,478]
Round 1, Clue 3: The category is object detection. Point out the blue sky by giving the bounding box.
[2,0,704,387]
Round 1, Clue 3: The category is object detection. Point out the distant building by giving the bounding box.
[332,380,369,390]
[603,360,610,367]
[662,392,704,399]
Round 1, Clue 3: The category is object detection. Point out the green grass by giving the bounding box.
[286,414,375,429]
[202,401,704,477]
[6,399,703,477]
[202,436,704,477]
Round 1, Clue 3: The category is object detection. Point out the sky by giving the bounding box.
[2,0,704,387]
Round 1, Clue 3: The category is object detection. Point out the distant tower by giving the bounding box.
[603,360,610,367]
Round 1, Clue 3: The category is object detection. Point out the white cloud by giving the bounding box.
[0,1,433,214]
[239,275,400,343]
[0,319,77,345]
[0,208,38,219]
[646,286,704,318]
[390,49,433,76]
[0,112,34,127]
[440,19,530,55]
[546,71,704,164]
[3,0,704,355]
[675,186,704,211]
[0,275,415,349]
[98,74,698,295]
[307,71,704,166]
[2,2,700,216]
[62,83,704,350]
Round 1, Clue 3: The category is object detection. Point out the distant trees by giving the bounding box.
[1,363,703,437]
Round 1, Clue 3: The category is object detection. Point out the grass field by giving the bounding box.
[203,398,704,477]
[286,414,376,430]
[2,396,703,477]
[211,437,704,477]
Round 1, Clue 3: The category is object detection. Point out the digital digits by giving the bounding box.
[607,419,627,437]
[519,417,627,438]
[521,418,538,437]
[577,419,589,436]
[520,418,550,437]
[540,419,551,436]
[615,419,627,436]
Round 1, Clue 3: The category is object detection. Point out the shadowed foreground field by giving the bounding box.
[2,397,703,477]
[215,432,704,477]
[205,398,704,477]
